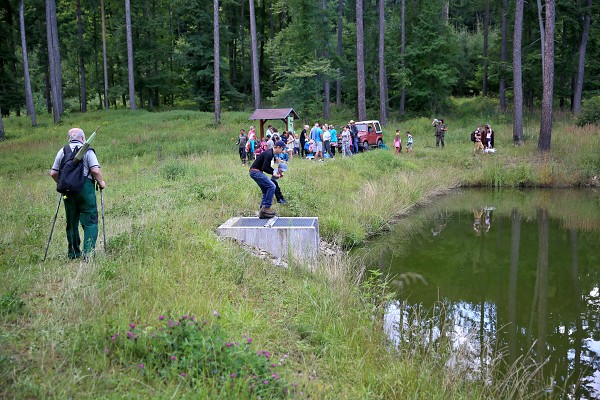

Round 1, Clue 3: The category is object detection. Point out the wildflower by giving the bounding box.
[263,380,269,385]
[225,342,232,348]
[212,310,221,318]
[126,331,135,339]
[110,335,117,341]
[137,363,144,369]
[271,363,276,368]
[180,372,187,377]
[264,351,270,358]
[292,382,298,387]
[159,315,165,321]
[246,337,252,344]
[170,355,177,361]
[271,373,279,380]
[230,373,237,378]
[104,348,109,354]
[182,315,188,320]
[168,320,174,328]
[129,323,136,329]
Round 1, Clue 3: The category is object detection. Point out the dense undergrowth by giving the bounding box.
[0,103,597,398]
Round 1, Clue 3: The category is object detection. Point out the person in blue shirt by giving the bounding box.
[329,125,338,157]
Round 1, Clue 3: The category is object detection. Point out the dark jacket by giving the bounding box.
[250,148,275,174]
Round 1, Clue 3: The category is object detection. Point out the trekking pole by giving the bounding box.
[43,194,63,262]
[100,188,106,254]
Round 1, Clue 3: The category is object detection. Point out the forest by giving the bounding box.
[0,0,598,131]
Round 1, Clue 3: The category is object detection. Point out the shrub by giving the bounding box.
[108,313,295,398]
[577,96,600,126]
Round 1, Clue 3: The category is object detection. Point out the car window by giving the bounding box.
[356,124,367,132]
[374,122,381,133]
[367,125,373,133]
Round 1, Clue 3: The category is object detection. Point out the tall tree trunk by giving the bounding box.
[537,0,545,64]
[44,71,52,113]
[538,0,555,152]
[241,0,247,93]
[499,0,508,111]
[19,0,36,126]
[513,0,524,144]
[125,0,136,109]
[573,0,592,114]
[214,0,221,124]
[0,108,5,141]
[93,7,102,109]
[76,0,87,112]
[482,0,490,96]
[249,0,261,108]
[101,0,110,109]
[378,0,387,124]
[321,0,330,119]
[442,0,449,24]
[400,0,406,115]
[356,0,367,120]
[336,0,343,107]
[46,0,63,122]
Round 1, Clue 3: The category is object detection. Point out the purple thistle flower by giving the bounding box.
[226,342,232,348]
[129,323,136,329]
[159,315,165,321]
[137,363,144,369]
[110,335,117,341]
[263,380,269,385]
[271,363,276,368]
[271,373,279,379]
[246,337,252,344]
[104,348,110,354]
[168,320,174,328]
[182,315,188,320]
[170,355,177,361]
[292,382,298,387]
[230,373,237,378]
[180,372,187,377]
[126,331,135,339]
[264,351,270,358]
[212,310,221,318]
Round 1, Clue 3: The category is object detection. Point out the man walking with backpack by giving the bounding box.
[50,128,106,259]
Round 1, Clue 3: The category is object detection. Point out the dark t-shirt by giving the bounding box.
[250,148,275,174]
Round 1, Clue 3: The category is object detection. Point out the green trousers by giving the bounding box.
[64,179,98,259]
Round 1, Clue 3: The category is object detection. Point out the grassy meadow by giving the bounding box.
[0,101,598,398]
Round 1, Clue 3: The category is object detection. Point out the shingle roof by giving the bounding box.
[249,108,300,120]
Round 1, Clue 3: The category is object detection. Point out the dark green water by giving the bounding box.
[359,189,600,398]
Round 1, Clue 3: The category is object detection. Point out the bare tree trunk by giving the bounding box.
[538,0,555,152]
[537,0,545,64]
[76,0,87,112]
[513,0,524,145]
[336,0,343,107]
[499,0,508,111]
[46,0,63,122]
[0,108,5,141]
[378,0,387,124]
[19,0,36,126]
[573,0,592,114]
[214,0,221,124]
[125,0,136,109]
[482,0,490,96]
[249,0,261,108]
[400,0,406,115]
[321,0,330,119]
[356,0,367,120]
[241,0,247,92]
[101,0,110,109]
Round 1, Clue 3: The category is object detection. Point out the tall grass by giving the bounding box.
[0,106,594,398]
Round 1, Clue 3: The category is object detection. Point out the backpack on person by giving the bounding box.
[470,131,476,142]
[56,145,94,195]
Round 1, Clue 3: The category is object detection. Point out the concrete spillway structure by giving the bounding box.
[217,217,319,268]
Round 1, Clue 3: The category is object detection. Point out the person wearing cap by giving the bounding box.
[271,161,288,204]
[349,120,359,154]
[249,140,286,218]
[432,118,447,149]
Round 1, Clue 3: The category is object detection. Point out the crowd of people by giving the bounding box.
[471,124,495,156]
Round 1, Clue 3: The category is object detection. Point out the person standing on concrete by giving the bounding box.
[50,128,106,259]
[249,140,286,219]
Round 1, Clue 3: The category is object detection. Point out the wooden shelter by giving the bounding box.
[248,108,300,139]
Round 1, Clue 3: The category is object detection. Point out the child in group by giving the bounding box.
[406,131,414,154]
[271,161,288,204]
[255,137,268,156]
[341,126,352,157]
[394,130,402,155]
[305,139,315,160]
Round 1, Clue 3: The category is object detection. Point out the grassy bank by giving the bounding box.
[0,105,597,398]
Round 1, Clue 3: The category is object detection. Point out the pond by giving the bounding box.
[358,189,600,398]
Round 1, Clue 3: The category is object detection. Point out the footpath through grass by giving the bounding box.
[0,104,598,398]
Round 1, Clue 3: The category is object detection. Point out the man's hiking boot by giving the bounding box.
[258,207,276,219]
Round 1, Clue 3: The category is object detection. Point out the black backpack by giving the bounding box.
[56,145,94,194]
[470,131,476,142]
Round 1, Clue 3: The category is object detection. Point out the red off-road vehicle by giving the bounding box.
[338,120,383,151]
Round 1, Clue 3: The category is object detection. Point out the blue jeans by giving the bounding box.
[353,137,359,153]
[250,170,275,208]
